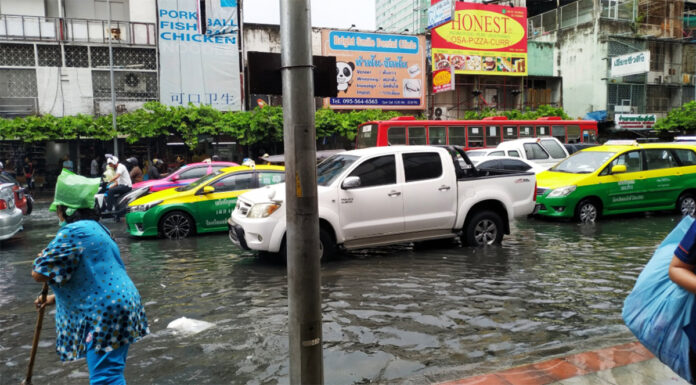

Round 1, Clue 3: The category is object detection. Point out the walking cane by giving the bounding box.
[21,282,49,385]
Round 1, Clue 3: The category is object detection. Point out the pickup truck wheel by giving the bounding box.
[278,227,336,261]
[575,199,599,223]
[678,193,696,217]
[465,210,503,246]
[160,211,194,239]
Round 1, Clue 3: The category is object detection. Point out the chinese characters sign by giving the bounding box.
[431,2,528,76]
[322,30,426,110]
[158,0,241,111]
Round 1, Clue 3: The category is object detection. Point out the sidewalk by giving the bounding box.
[438,342,690,385]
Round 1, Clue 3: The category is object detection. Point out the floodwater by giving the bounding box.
[0,203,682,384]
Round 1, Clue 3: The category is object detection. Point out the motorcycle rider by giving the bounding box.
[104,157,132,221]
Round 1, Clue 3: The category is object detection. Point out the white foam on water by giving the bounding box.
[166,317,214,335]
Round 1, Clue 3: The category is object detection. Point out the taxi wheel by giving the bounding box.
[160,211,194,239]
[678,193,696,217]
[575,199,600,223]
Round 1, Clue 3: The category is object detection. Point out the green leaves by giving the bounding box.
[654,101,696,132]
[0,103,572,148]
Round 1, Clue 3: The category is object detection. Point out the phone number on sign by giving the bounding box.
[330,98,421,106]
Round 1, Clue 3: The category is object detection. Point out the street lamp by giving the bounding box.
[348,24,356,30]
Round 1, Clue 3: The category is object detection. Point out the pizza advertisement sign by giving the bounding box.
[433,65,455,94]
[431,2,528,76]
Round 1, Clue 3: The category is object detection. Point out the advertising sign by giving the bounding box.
[428,0,453,30]
[616,114,657,131]
[322,30,426,110]
[433,65,455,94]
[201,0,238,35]
[610,51,650,78]
[431,2,528,76]
[158,0,241,111]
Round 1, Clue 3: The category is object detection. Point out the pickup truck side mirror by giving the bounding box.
[341,176,361,190]
[611,164,627,174]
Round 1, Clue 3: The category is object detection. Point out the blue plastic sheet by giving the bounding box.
[623,216,696,383]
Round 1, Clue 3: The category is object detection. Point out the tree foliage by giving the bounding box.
[654,101,696,132]
[0,102,572,149]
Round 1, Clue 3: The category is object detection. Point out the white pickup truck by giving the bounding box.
[228,145,536,259]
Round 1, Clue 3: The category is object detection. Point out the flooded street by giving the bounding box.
[0,203,681,384]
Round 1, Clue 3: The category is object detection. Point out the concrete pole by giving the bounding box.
[279,0,323,384]
[107,0,118,157]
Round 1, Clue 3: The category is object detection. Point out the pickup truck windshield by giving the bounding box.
[550,151,616,174]
[317,155,359,186]
[176,171,224,192]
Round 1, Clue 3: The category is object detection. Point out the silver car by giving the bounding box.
[0,182,23,241]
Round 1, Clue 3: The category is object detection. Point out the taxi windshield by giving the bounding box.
[176,171,223,192]
[317,155,358,186]
[550,151,617,174]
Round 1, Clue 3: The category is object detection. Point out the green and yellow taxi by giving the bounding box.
[126,165,285,239]
[535,141,696,222]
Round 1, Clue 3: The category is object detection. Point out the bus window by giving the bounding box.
[429,126,447,145]
[520,126,534,138]
[388,126,406,145]
[356,124,377,148]
[503,126,517,141]
[486,126,500,146]
[551,125,566,143]
[449,126,466,146]
[408,126,426,145]
[537,126,549,136]
[567,125,581,143]
[468,126,483,148]
[583,130,598,143]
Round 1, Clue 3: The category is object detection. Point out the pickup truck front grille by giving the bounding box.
[536,187,549,196]
[236,199,252,216]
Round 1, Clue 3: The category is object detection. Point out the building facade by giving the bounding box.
[0,0,158,119]
[529,0,696,123]
[375,0,429,34]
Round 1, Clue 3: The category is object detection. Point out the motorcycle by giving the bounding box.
[94,182,150,219]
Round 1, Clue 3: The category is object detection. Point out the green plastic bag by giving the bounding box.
[49,169,100,214]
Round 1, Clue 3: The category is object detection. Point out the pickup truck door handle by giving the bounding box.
[388,191,401,197]
[438,185,451,191]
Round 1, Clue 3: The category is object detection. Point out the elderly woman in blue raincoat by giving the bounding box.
[32,170,149,385]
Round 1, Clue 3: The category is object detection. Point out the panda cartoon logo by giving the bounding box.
[336,61,355,93]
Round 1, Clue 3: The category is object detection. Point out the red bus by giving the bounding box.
[355,116,599,149]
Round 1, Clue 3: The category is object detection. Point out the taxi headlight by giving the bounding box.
[130,200,163,212]
[547,185,577,198]
[248,203,281,218]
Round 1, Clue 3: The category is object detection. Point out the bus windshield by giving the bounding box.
[356,124,377,148]
[550,151,616,174]
[317,155,359,186]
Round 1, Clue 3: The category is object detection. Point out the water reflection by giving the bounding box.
[0,204,681,384]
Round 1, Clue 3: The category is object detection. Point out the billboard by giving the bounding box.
[428,0,453,30]
[616,114,657,131]
[432,65,455,94]
[431,2,528,76]
[158,0,241,111]
[322,30,426,110]
[610,51,650,78]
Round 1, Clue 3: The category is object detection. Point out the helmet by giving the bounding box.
[0,161,3,169]
[152,158,163,166]
[211,155,220,161]
[126,157,138,166]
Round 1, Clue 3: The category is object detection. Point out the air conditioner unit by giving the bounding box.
[433,106,450,120]
[123,73,147,93]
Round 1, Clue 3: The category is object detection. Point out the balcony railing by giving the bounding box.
[0,15,156,46]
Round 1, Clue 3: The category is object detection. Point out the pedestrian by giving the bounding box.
[175,155,186,170]
[0,161,9,178]
[32,170,149,384]
[127,157,143,184]
[62,155,74,172]
[104,157,132,219]
[669,220,696,375]
[90,155,100,178]
[23,156,35,193]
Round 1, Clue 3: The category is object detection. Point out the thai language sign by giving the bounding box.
[322,30,426,110]
[431,2,527,76]
[433,65,455,94]
[428,0,453,30]
[158,0,241,111]
[610,51,650,78]
[616,114,657,131]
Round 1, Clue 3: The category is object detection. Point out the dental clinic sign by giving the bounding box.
[610,51,650,78]
[157,0,241,111]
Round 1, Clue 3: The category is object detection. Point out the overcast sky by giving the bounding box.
[243,0,376,30]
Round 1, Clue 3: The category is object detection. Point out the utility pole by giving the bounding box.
[107,0,118,157]
[279,0,323,383]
